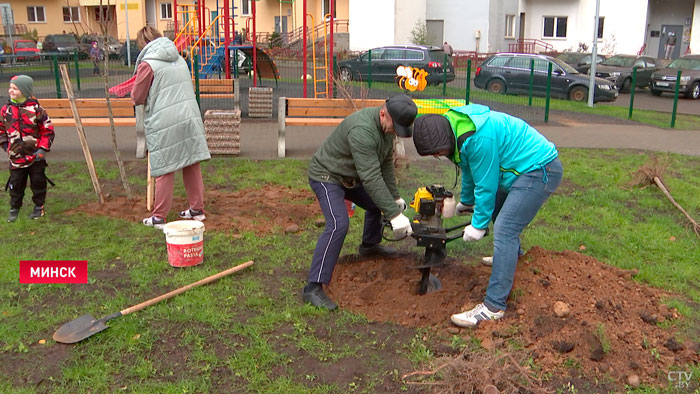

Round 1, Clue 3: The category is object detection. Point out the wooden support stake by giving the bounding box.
[146,153,154,212]
[59,64,105,204]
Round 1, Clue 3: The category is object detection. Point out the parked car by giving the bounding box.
[336,45,455,86]
[474,53,618,103]
[649,55,700,99]
[119,40,141,65]
[13,40,41,62]
[555,52,607,74]
[590,54,660,92]
[42,34,88,59]
[80,34,121,60]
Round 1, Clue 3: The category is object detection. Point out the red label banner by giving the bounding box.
[19,260,88,284]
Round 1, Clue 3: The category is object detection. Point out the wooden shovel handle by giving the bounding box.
[120,260,254,316]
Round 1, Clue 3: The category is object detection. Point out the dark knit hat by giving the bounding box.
[412,114,455,156]
[10,75,33,98]
[385,94,417,137]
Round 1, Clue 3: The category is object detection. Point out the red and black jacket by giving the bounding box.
[0,98,55,169]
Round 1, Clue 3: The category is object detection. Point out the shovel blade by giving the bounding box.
[53,314,110,344]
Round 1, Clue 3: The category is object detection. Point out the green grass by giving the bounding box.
[0,151,698,393]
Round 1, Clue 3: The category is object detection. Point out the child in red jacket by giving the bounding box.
[0,75,55,222]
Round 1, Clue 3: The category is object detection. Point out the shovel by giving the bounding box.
[53,260,254,344]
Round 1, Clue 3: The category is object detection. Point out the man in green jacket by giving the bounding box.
[303,94,417,310]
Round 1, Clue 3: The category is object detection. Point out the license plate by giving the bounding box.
[656,82,670,87]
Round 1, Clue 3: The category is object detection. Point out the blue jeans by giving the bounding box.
[307,179,383,285]
[483,157,563,311]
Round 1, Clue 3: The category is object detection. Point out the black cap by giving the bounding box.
[412,114,455,156]
[385,94,417,138]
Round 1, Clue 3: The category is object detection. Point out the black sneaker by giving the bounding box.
[8,208,19,223]
[358,243,397,257]
[29,206,44,220]
[302,283,338,310]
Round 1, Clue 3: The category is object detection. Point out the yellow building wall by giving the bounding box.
[8,0,90,39]
[291,0,348,35]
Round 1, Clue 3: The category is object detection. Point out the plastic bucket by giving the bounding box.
[162,220,205,267]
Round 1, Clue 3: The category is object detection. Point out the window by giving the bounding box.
[505,15,516,38]
[543,16,567,38]
[597,17,604,39]
[405,50,424,60]
[27,6,45,23]
[241,0,250,15]
[382,49,405,60]
[160,3,172,19]
[63,6,80,22]
[94,6,111,22]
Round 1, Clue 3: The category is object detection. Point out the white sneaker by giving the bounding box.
[143,215,166,230]
[179,208,206,221]
[451,303,504,327]
[481,256,493,266]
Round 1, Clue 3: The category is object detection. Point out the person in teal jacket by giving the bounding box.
[412,104,563,327]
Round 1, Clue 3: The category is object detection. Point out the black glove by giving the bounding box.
[34,148,47,161]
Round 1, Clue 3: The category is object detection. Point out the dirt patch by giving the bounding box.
[68,185,321,235]
[329,246,700,388]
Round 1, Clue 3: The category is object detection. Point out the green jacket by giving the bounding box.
[135,37,210,177]
[308,107,401,219]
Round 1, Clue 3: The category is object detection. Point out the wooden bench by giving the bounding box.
[277,97,385,158]
[43,98,137,127]
[195,79,237,100]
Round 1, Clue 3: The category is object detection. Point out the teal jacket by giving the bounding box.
[446,104,558,229]
[308,107,401,219]
[135,37,210,177]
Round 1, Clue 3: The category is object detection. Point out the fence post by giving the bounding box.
[53,55,61,99]
[368,49,372,89]
[465,59,471,104]
[545,62,552,123]
[528,58,534,106]
[628,67,637,119]
[73,51,81,91]
[194,54,200,107]
[671,69,681,128]
[233,50,239,78]
[442,53,448,96]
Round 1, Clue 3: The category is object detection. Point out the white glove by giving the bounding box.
[462,224,486,242]
[390,213,413,237]
[395,198,407,212]
[456,202,474,216]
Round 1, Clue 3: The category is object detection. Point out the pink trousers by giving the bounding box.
[152,162,205,219]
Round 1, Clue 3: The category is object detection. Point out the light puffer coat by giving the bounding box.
[135,37,210,177]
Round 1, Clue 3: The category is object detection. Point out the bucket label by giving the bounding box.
[166,240,204,267]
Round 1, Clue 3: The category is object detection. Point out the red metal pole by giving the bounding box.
[303,0,307,97]
[199,0,204,37]
[252,0,257,87]
[224,0,230,79]
[329,0,334,97]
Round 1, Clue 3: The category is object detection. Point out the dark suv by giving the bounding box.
[649,55,700,99]
[336,45,455,86]
[42,34,88,59]
[474,53,617,102]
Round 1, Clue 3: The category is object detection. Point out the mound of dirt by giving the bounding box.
[330,247,700,387]
[68,185,320,235]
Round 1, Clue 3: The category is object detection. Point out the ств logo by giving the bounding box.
[19,261,88,284]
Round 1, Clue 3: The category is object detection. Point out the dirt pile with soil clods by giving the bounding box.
[330,247,700,388]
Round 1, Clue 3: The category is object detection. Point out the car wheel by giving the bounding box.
[486,79,505,94]
[621,78,631,93]
[650,89,662,96]
[568,86,588,102]
[685,82,700,99]
[339,67,353,82]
